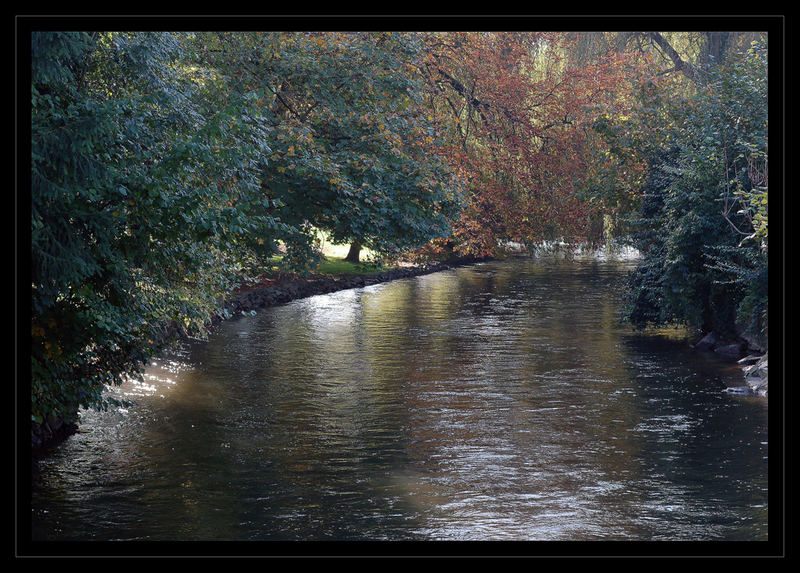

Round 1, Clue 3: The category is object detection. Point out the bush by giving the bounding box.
[621,40,768,342]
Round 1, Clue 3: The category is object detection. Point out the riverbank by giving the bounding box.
[213,256,490,323]
[31,255,491,452]
[691,331,768,397]
[737,352,769,396]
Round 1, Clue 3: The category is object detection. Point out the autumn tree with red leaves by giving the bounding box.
[415,32,647,258]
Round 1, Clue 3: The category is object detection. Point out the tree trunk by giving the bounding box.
[703,31,731,68]
[345,241,361,263]
[646,32,702,84]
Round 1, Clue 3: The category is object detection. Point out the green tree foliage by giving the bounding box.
[613,40,768,344]
[30,31,464,427]
[194,32,463,269]
[30,31,281,424]
[28,29,770,433]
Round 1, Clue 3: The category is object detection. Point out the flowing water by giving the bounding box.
[29,257,769,544]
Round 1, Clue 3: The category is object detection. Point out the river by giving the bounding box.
[29,256,769,546]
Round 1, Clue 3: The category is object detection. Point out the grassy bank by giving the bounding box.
[247,232,393,282]
[248,253,388,280]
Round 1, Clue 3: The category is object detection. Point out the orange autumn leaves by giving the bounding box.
[419,32,645,256]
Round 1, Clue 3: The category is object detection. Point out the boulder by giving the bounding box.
[715,342,745,358]
[32,417,79,451]
[694,331,718,351]
[741,332,766,354]
[736,352,768,398]
[743,363,759,377]
[737,354,763,365]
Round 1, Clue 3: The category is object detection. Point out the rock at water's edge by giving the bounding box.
[715,342,745,358]
[694,331,718,351]
[741,353,768,397]
[738,354,762,365]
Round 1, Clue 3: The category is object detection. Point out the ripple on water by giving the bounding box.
[31,258,769,542]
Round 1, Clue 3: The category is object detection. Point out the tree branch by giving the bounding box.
[646,32,703,84]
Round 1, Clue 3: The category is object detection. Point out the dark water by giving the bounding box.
[30,257,769,543]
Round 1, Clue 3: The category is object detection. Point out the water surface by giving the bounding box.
[30,257,769,543]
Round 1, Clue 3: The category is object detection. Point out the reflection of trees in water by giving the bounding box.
[32,259,769,541]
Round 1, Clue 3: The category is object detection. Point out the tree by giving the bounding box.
[615,38,768,343]
[30,31,280,426]
[30,31,467,429]
[194,31,463,269]
[416,32,639,257]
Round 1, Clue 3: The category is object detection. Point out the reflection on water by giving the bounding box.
[30,257,768,542]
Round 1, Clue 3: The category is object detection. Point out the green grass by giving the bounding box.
[314,229,379,260]
[253,252,384,278]
[315,256,384,276]
[250,231,389,278]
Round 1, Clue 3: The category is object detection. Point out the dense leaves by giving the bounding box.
[31,31,281,424]
[28,30,770,431]
[192,32,463,267]
[29,31,462,425]
[615,40,768,344]
[414,32,645,257]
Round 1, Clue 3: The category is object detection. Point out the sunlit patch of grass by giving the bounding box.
[258,254,284,274]
[315,256,384,276]
[253,253,383,278]
[251,231,386,277]
[315,229,380,260]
